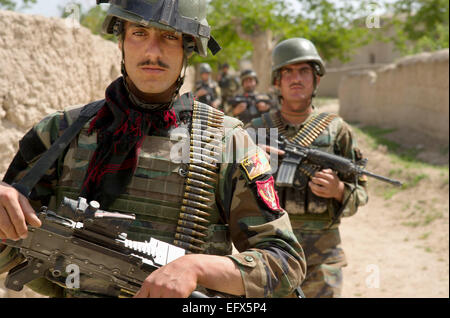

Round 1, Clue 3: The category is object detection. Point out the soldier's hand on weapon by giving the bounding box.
[232,102,247,116]
[0,182,41,241]
[258,144,285,157]
[256,101,270,112]
[195,88,208,97]
[134,255,198,298]
[134,254,245,298]
[308,169,345,202]
[212,99,221,109]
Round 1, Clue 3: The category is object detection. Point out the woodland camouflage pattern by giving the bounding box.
[1,93,305,298]
[247,107,369,297]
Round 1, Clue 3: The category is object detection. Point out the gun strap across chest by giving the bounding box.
[12,100,105,198]
[173,101,225,254]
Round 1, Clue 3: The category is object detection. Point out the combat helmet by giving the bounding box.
[97,0,221,57]
[240,69,258,84]
[271,37,325,84]
[199,63,212,74]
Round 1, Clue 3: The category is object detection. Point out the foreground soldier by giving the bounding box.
[247,38,368,297]
[0,1,305,298]
[230,70,272,125]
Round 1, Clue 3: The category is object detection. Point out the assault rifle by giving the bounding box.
[228,95,272,123]
[1,197,209,298]
[275,136,403,188]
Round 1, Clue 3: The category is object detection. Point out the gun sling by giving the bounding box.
[12,100,106,198]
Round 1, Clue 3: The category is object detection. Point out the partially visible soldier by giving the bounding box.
[246,38,369,298]
[194,63,222,110]
[217,63,240,114]
[0,1,305,298]
[230,69,273,125]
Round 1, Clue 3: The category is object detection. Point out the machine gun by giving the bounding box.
[276,136,403,188]
[1,197,208,298]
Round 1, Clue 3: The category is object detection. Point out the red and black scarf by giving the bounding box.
[80,77,178,209]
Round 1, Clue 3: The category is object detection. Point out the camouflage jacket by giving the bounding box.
[229,91,273,125]
[1,92,305,298]
[246,107,368,265]
[194,79,222,107]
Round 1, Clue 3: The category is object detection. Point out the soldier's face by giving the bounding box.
[201,72,210,81]
[120,22,184,94]
[276,62,320,107]
[242,77,257,93]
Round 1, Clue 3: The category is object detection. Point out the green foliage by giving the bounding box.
[80,5,116,42]
[194,0,374,71]
[0,0,36,11]
[388,0,449,54]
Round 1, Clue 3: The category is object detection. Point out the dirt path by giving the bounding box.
[318,99,449,298]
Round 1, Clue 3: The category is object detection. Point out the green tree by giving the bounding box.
[0,0,36,11]
[389,0,449,54]
[199,0,375,91]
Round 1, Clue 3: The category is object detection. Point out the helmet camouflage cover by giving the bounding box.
[97,0,220,57]
[271,37,326,84]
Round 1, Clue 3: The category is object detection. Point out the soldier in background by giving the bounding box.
[0,0,305,298]
[194,63,222,110]
[217,63,240,114]
[247,38,369,298]
[229,69,273,125]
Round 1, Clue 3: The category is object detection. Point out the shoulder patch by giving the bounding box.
[241,149,271,182]
[255,176,281,212]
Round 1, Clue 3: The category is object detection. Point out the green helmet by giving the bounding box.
[271,37,325,84]
[98,0,220,57]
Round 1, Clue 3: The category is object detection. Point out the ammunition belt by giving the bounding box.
[273,111,337,147]
[173,101,224,253]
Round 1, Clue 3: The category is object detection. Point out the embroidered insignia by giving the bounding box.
[256,176,281,212]
[241,150,271,181]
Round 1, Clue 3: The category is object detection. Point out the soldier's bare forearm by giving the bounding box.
[186,254,245,296]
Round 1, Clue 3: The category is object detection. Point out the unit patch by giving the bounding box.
[255,176,281,212]
[241,150,271,182]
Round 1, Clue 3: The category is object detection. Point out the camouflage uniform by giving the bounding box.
[194,79,222,110]
[218,72,240,114]
[230,92,273,125]
[247,107,368,298]
[0,92,305,298]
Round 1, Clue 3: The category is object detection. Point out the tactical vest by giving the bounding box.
[195,81,218,106]
[48,100,238,256]
[251,110,344,231]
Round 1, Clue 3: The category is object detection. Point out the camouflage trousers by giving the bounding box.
[301,260,346,298]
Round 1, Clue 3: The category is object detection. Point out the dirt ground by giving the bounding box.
[0,99,448,298]
[318,100,449,298]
